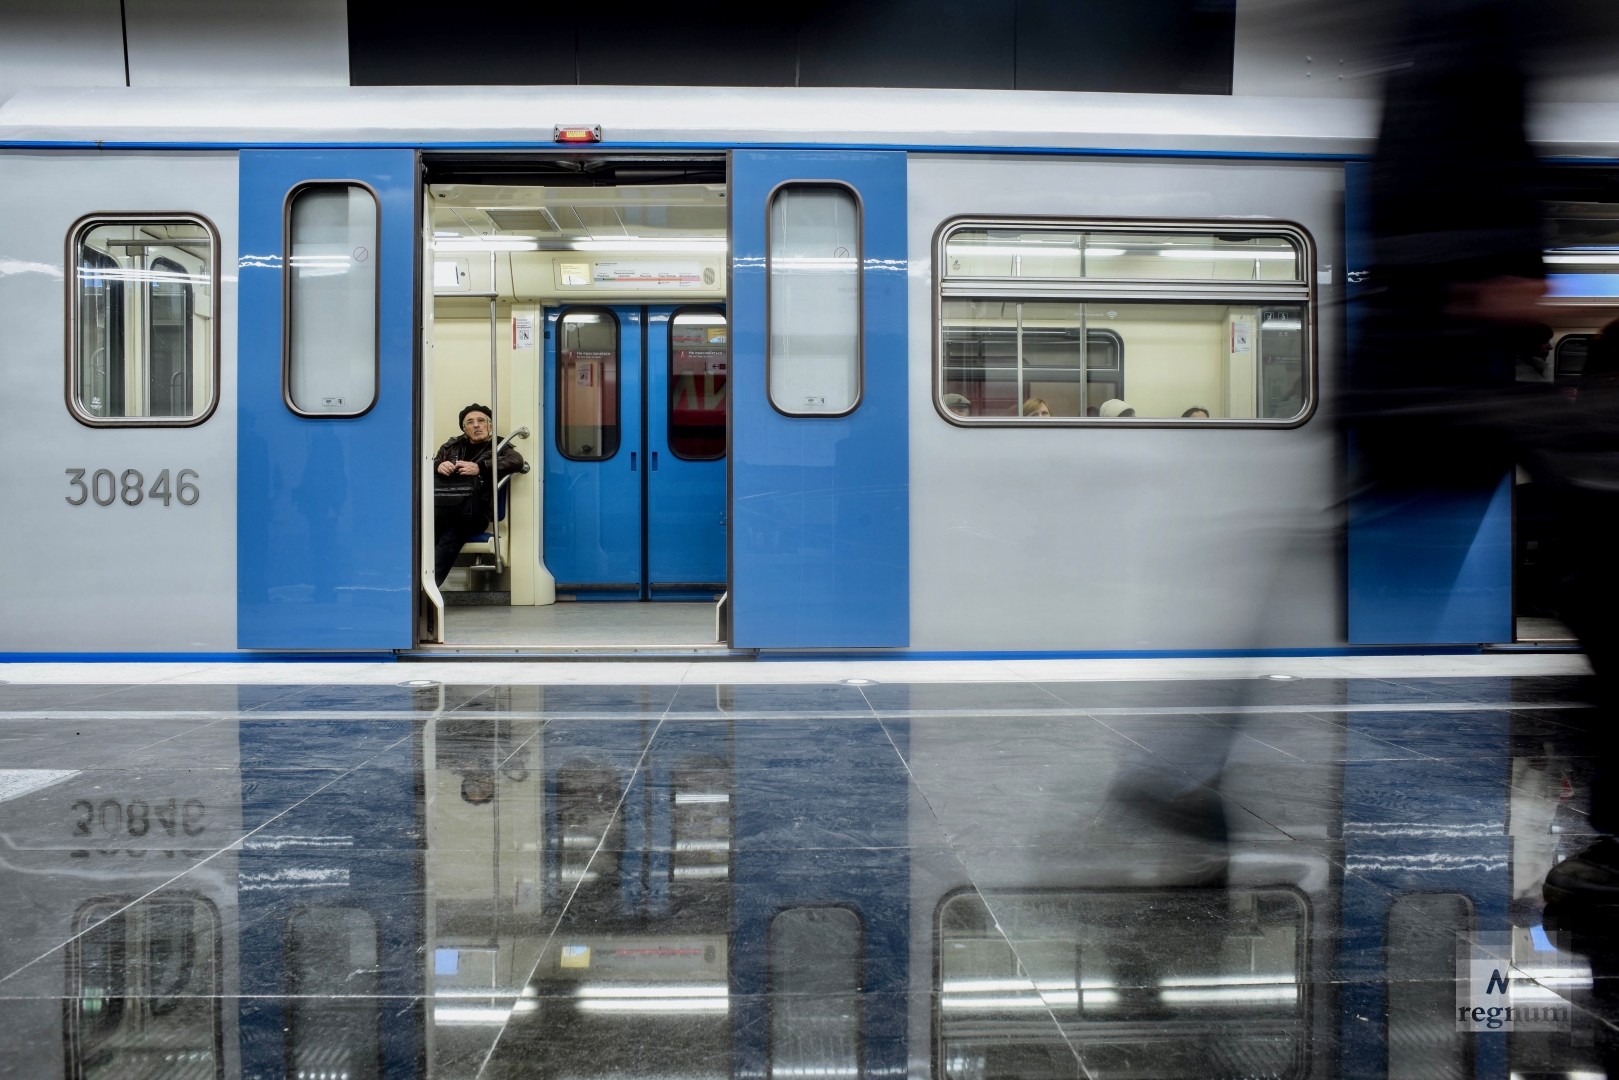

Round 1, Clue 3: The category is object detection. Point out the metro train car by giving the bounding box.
[2,86,1617,659]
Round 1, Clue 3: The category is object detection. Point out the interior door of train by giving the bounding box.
[238,150,418,650]
[543,304,728,598]
[727,150,909,648]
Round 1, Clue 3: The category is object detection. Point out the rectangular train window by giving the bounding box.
[69,216,218,426]
[557,308,621,460]
[767,183,861,416]
[669,309,728,459]
[937,221,1312,424]
[285,183,379,416]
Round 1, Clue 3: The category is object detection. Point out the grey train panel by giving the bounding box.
[907,155,1344,651]
[0,152,238,653]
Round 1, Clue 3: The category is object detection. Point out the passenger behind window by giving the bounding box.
[1099,398,1136,418]
[432,403,526,588]
[1512,321,1554,383]
[1182,406,1211,418]
[1022,397,1052,418]
[943,393,972,418]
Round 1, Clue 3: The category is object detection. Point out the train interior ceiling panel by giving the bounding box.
[3,87,1619,657]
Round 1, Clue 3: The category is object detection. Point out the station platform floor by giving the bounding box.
[1,652,1615,1078]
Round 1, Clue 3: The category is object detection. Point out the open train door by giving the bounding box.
[728,151,909,648]
[238,150,420,650]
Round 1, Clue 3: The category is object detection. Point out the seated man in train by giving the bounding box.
[432,403,525,588]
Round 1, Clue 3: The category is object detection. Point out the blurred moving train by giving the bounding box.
[2,86,1618,658]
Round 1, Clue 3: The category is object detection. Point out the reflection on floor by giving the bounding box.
[1,653,1614,1079]
[1517,615,1578,643]
[441,600,722,649]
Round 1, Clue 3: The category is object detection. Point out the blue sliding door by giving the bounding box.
[728,150,909,648]
[237,150,418,650]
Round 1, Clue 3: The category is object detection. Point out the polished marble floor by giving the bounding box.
[0,653,1612,1079]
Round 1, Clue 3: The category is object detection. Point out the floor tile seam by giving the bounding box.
[478,706,675,1079]
[0,726,420,990]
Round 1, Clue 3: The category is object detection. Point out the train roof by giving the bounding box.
[1,85,1617,162]
[0,85,1378,156]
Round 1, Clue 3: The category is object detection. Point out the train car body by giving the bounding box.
[2,86,1616,658]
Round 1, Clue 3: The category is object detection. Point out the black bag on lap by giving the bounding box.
[434,473,485,517]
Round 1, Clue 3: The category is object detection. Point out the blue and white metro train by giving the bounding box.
[2,86,1617,658]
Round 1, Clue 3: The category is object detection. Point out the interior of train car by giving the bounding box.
[421,156,730,652]
[1513,176,1619,644]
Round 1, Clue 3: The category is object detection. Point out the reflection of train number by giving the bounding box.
[71,798,206,838]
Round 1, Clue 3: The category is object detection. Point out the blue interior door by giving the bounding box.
[544,306,644,593]
[238,150,417,650]
[544,305,728,599]
[729,150,909,648]
[647,305,728,595]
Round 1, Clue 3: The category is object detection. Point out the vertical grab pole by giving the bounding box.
[487,279,503,573]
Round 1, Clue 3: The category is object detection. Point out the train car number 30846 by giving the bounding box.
[65,468,200,507]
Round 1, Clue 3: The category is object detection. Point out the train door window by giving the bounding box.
[68,216,218,426]
[65,896,222,1080]
[669,310,729,459]
[557,308,621,460]
[1555,333,1591,381]
[285,183,380,417]
[936,221,1313,424]
[287,906,381,1080]
[767,183,861,416]
[1385,894,1472,1079]
[148,257,194,416]
[769,907,862,1080]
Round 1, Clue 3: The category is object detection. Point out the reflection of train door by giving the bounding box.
[543,304,728,598]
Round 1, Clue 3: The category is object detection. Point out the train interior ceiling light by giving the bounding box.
[428,178,728,261]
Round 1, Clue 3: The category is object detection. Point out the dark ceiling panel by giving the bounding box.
[348,0,1233,93]
[798,0,1016,90]
[576,10,799,87]
[349,0,577,85]
[1015,0,1235,95]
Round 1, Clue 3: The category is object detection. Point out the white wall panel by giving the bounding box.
[908,154,1345,652]
[0,0,125,106]
[0,152,238,653]
[126,0,348,87]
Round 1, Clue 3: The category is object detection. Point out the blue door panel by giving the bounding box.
[237,150,417,650]
[1342,161,1513,644]
[543,306,643,589]
[648,306,727,589]
[730,150,909,648]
